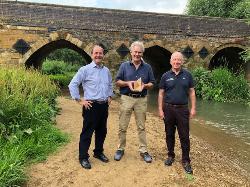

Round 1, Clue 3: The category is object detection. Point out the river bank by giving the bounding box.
[25,97,249,186]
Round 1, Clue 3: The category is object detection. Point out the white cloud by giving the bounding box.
[20,0,188,14]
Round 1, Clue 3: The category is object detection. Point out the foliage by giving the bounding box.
[185,0,249,19]
[42,60,78,88]
[46,48,87,65]
[230,0,250,19]
[0,67,68,186]
[192,67,250,104]
[42,60,80,75]
[241,47,250,62]
[0,67,59,136]
[0,124,68,187]
[48,73,75,88]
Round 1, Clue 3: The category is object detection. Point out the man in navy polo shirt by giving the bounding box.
[158,51,196,174]
[114,41,155,163]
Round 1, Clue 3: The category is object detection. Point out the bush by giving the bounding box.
[42,60,80,75]
[191,67,250,104]
[48,72,75,88]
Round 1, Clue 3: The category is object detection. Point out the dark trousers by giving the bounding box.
[163,105,190,163]
[79,102,109,160]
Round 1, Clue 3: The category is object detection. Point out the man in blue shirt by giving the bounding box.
[114,41,155,163]
[68,45,113,169]
[158,51,196,174]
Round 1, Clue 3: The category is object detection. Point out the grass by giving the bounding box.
[0,67,69,186]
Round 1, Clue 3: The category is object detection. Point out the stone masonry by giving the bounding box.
[0,1,249,80]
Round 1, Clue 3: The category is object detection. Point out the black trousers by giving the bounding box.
[163,104,190,163]
[79,102,109,160]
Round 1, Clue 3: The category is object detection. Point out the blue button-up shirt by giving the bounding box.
[116,60,155,95]
[68,61,113,101]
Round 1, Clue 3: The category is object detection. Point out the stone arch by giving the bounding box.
[143,45,172,84]
[21,32,91,68]
[209,44,246,74]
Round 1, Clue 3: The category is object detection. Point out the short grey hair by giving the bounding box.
[130,41,145,53]
[170,51,184,61]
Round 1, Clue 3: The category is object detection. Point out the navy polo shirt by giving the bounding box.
[159,69,194,105]
[116,61,155,95]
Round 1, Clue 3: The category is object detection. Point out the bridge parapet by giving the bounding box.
[0,1,249,37]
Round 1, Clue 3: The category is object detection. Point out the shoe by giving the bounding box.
[164,157,175,166]
[183,162,193,174]
[79,159,91,169]
[93,153,109,163]
[114,150,124,161]
[140,152,152,163]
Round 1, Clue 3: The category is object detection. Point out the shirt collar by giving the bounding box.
[129,60,144,66]
[90,61,104,68]
[170,68,183,75]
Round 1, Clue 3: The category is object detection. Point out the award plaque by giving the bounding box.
[133,78,142,91]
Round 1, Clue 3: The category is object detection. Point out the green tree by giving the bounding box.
[230,0,250,19]
[185,0,249,19]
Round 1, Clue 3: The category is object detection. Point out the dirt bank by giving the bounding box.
[25,97,250,187]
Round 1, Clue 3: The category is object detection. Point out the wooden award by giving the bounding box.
[133,78,142,91]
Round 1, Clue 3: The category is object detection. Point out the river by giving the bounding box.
[147,90,250,173]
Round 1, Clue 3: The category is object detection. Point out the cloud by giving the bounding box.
[20,0,187,14]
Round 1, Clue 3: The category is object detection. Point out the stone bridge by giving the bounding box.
[0,1,249,81]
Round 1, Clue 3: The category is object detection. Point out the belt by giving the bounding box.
[89,100,108,104]
[124,93,146,98]
[165,103,188,108]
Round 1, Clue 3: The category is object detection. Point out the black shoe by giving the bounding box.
[140,152,152,163]
[183,162,193,174]
[164,157,175,166]
[79,159,91,169]
[93,153,109,163]
[114,150,124,161]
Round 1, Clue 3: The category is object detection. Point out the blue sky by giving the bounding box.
[20,0,188,14]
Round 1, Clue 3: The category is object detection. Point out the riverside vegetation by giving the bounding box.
[0,67,69,186]
[191,67,250,105]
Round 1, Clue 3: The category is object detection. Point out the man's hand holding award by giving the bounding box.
[133,78,143,92]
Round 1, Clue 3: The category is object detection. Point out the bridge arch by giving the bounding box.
[21,32,91,68]
[143,45,172,84]
[209,44,247,74]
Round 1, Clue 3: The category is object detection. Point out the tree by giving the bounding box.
[185,0,249,19]
[230,0,250,19]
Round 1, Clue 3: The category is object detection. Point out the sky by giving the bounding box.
[19,0,188,14]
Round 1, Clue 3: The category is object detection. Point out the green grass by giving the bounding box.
[0,67,69,186]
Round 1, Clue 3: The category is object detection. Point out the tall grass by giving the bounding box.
[0,67,59,136]
[0,67,68,186]
[192,67,250,104]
